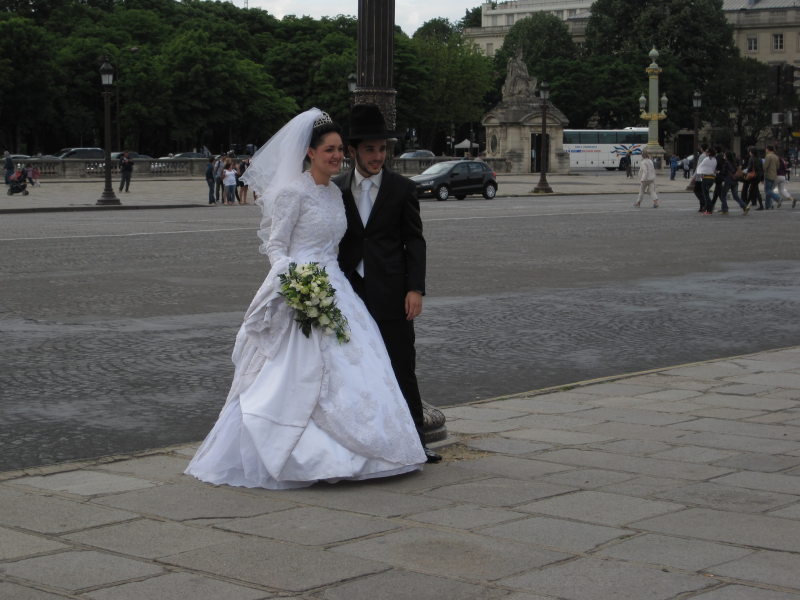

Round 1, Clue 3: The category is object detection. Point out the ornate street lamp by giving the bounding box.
[692,89,702,155]
[638,47,667,167]
[533,80,553,194]
[347,72,357,94]
[96,59,120,206]
[729,106,739,157]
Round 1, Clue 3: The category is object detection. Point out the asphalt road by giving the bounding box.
[2,192,800,469]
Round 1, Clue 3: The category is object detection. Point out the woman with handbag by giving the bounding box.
[719,151,748,215]
[695,148,717,214]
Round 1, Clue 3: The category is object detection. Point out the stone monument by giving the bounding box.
[482,50,570,174]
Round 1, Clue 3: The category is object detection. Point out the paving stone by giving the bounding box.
[653,482,797,513]
[517,490,683,526]
[408,504,524,530]
[669,431,800,455]
[159,537,384,592]
[727,373,800,389]
[331,527,567,581]
[632,508,800,552]
[599,475,693,498]
[580,421,688,443]
[595,533,754,571]
[709,550,800,590]
[538,468,636,490]
[0,526,68,560]
[689,584,800,599]
[2,550,163,591]
[712,453,800,473]
[500,593,559,600]
[423,477,574,507]
[498,556,713,599]
[83,572,270,600]
[319,568,508,600]
[748,412,800,424]
[0,582,73,599]
[464,437,552,455]
[444,420,520,434]
[577,395,657,408]
[65,518,239,558]
[93,481,295,520]
[500,428,615,445]
[455,455,574,480]
[0,487,136,534]
[269,485,453,517]
[364,463,482,493]
[479,515,629,553]
[708,383,775,396]
[591,439,674,456]
[768,502,800,519]
[669,418,800,441]
[12,471,157,496]
[637,401,708,413]
[573,407,695,427]
[532,449,732,481]
[502,413,606,430]
[216,506,400,545]
[711,471,800,495]
[694,394,798,412]
[625,374,716,392]
[650,446,740,464]
[662,363,749,379]
[479,394,592,413]
[691,407,768,420]
[570,382,662,397]
[636,389,706,402]
[442,405,528,421]
[93,455,192,481]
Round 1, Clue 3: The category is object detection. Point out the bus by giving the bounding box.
[563,128,648,170]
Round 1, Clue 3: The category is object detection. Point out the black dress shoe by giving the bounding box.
[423,447,442,464]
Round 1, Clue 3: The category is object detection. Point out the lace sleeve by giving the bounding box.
[265,189,301,267]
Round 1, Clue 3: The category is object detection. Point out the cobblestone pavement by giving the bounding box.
[1,176,799,470]
[2,347,800,599]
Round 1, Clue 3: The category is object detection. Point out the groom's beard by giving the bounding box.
[352,145,386,177]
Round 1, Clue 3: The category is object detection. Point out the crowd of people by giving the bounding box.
[205,154,251,205]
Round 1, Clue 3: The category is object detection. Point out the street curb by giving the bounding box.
[2,345,796,480]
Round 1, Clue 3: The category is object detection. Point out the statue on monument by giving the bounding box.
[501,48,537,102]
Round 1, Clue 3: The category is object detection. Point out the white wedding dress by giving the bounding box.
[185,172,426,489]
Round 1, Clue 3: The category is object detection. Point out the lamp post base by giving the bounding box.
[96,190,121,206]
[533,175,553,194]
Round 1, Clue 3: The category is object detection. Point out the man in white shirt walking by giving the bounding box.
[634,149,658,208]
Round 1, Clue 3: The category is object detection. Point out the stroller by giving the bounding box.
[6,169,29,195]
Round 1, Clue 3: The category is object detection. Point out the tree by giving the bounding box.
[492,13,576,81]
[459,6,482,30]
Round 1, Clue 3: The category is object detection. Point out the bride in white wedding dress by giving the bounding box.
[185,109,426,489]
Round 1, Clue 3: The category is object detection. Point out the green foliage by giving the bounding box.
[493,13,576,80]
[459,6,482,30]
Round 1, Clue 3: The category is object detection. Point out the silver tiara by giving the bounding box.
[313,112,333,128]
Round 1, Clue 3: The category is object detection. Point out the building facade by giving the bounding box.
[465,0,800,68]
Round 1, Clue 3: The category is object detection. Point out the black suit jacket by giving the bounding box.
[335,167,426,321]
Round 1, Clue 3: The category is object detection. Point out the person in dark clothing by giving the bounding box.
[118,151,134,192]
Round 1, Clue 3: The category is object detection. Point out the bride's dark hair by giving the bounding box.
[309,121,342,148]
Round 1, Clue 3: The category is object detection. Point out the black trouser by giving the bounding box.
[693,179,704,210]
[119,171,132,191]
[349,273,424,437]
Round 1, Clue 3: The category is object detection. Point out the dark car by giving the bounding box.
[399,149,435,159]
[410,160,498,201]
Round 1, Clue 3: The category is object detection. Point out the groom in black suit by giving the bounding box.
[335,104,441,464]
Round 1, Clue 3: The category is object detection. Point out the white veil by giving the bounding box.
[241,107,324,254]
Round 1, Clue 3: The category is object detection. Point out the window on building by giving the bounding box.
[486,43,494,56]
[747,37,758,52]
[774,33,784,51]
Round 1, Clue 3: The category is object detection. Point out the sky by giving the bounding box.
[244,0,477,35]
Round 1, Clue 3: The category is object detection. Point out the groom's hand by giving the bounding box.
[405,291,423,321]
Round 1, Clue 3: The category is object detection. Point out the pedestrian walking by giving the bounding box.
[763,145,781,210]
[620,151,633,178]
[205,156,215,205]
[742,147,764,210]
[776,151,796,208]
[696,148,717,215]
[718,151,748,215]
[633,149,658,208]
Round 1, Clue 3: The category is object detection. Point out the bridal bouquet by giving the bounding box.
[278,262,350,343]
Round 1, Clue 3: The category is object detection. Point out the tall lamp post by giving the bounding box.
[638,47,667,167]
[533,81,553,193]
[729,106,739,158]
[692,90,702,156]
[96,59,120,206]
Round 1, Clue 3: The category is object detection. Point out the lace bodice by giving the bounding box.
[264,172,346,268]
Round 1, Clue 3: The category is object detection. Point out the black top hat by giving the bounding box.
[348,104,397,141]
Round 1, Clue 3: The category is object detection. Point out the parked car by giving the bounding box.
[110,151,153,160]
[399,149,435,159]
[172,151,208,159]
[55,147,105,159]
[410,160,497,201]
